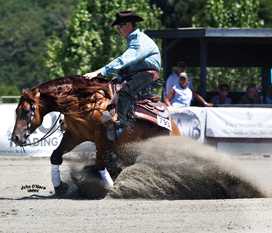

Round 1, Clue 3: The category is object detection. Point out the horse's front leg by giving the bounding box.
[50,131,80,195]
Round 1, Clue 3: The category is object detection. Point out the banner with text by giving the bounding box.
[0,104,63,155]
[206,107,272,138]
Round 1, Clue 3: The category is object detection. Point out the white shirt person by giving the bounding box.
[164,72,192,108]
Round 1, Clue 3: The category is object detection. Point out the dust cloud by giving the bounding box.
[68,136,265,199]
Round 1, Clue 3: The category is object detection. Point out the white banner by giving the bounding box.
[0,104,63,156]
[206,107,272,138]
[169,106,207,142]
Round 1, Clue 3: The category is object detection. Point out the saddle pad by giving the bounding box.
[134,103,172,131]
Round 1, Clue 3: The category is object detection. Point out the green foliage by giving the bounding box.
[151,0,206,27]
[195,0,263,27]
[258,0,272,27]
[0,0,44,90]
[198,67,261,92]
[3,0,272,96]
[45,0,162,78]
[0,0,77,96]
[0,85,20,96]
[151,0,272,28]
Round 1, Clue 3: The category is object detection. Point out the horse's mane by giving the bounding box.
[29,75,112,114]
[36,75,110,96]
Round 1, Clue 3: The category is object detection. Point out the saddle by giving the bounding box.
[108,82,172,131]
[134,97,172,130]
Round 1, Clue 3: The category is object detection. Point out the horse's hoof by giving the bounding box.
[54,182,69,196]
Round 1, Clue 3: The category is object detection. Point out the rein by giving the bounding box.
[20,113,62,147]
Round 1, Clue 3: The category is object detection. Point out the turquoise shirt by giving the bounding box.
[101,29,161,77]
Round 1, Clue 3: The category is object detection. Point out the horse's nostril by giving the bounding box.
[12,135,19,143]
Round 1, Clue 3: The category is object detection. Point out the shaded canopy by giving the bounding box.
[146,28,272,95]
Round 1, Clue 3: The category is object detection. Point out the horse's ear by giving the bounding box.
[22,88,40,99]
[32,88,40,98]
[22,88,30,96]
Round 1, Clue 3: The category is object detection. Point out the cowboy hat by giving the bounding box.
[112,10,143,27]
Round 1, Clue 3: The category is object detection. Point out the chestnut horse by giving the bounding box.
[11,75,180,195]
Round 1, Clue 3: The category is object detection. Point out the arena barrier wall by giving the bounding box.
[169,106,272,156]
[1,104,272,156]
[0,104,63,156]
[168,106,206,143]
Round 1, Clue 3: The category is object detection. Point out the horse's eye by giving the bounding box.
[22,109,29,115]
[18,108,30,120]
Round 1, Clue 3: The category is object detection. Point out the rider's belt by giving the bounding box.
[145,70,160,81]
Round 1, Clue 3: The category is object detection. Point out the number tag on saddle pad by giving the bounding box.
[157,115,172,131]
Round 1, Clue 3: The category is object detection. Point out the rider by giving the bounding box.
[84,10,161,140]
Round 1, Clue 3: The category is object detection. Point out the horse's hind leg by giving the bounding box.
[50,132,80,195]
[94,131,114,188]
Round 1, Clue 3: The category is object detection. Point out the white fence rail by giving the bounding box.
[0,96,20,103]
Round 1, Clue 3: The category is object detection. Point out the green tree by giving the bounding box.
[0,0,77,96]
[194,0,262,27]
[151,0,206,27]
[151,0,271,28]
[45,0,162,79]
[259,0,272,27]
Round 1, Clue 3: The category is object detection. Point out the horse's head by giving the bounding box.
[11,88,42,146]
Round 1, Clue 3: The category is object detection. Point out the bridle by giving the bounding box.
[17,102,62,147]
[14,84,111,148]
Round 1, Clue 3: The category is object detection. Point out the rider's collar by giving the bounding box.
[127,28,140,40]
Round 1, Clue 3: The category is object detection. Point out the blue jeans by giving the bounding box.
[117,70,159,126]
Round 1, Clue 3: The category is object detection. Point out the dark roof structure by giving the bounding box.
[146,28,272,95]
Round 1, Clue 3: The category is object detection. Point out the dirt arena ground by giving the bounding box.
[1,142,272,232]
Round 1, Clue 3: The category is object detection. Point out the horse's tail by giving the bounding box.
[170,120,181,136]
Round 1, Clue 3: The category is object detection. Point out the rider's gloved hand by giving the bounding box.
[84,72,97,79]
[84,69,102,79]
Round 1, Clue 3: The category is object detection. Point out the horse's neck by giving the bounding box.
[40,91,72,116]
[39,96,61,116]
[39,87,105,116]
[39,77,112,117]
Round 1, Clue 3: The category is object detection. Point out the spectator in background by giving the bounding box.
[164,61,193,98]
[211,83,232,105]
[164,72,192,107]
[239,84,261,104]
